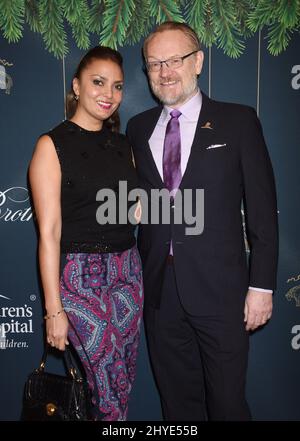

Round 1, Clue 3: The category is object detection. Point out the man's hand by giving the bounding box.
[244,289,273,331]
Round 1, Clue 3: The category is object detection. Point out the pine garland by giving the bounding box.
[234,0,255,38]
[267,20,293,55]
[126,0,152,45]
[88,0,105,34]
[62,0,90,49]
[276,0,300,28]
[0,0,24,43]
[0,0,299,58]
[100,0,136,49]
[202,1,217,47]
[25,0,42,33]
[185,0,212,45]
[247,0,277,32]
[149,0,184,24]
[210,0,245,58]
[39,0,68,58]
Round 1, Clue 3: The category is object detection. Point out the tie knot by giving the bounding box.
[170,109,181,119]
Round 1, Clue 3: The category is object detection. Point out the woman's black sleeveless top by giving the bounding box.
[47,120,138,253]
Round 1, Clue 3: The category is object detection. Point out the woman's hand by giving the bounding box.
[46,310,69,351]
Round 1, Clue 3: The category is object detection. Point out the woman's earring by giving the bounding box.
[74,95,79,101]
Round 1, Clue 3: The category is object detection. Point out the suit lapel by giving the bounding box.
[141,106,164,188]
[179,93,217,190]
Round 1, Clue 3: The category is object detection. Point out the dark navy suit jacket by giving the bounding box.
[126,93,278,316]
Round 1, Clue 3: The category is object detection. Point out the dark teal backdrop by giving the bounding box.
[0,27,299,421]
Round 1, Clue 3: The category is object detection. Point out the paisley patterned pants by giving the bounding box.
[59,245,144,421]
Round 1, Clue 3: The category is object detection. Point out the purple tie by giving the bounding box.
[163,110,182,197]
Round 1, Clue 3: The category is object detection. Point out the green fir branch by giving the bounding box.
[39,0,68,58]
[267,20,293,56]
[177,0,189,7]
[88,0,105,34]
[0,0,299,58]
[25,0,42,33]
[149,0,184,24]
[62,0,90,49]
[275,0,300,28]
[0,0,25,43]
[185,0,217,48]
[61,0,81,22]
[126,0,153,45]
[100,0,136,49]
[201,1,217,47]
[234,0,255,38]
[211,0,245,58]
[184,0,208,45]
[247,0,277,32]
[265,0,300,55]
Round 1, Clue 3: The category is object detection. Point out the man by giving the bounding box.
[126,22,278,421]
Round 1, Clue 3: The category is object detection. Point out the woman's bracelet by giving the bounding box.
[44,308,64,320]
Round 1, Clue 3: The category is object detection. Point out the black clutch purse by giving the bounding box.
[21,345,92,421]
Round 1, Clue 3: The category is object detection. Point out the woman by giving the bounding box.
[29,46,143,421]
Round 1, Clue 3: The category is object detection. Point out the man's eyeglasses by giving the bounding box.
[146,50,199,72]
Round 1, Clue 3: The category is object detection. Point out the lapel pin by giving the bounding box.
[201,121,213,129]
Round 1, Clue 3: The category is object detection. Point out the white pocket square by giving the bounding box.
[206,143,227,150]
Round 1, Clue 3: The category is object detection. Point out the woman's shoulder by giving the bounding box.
[35,121,72,161]
[48,120,72,137]
[37,120,69,142]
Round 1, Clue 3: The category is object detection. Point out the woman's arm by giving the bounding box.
[131,148,142,224]
[29,135,68,351]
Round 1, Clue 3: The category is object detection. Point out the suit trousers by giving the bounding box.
[144,261,251,421]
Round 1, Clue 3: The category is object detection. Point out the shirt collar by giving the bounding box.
[161,89,202,124]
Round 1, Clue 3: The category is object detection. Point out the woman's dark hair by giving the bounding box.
[66,46,123,132]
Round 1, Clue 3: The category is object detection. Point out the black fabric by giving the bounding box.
[144,263,251,421]
[46,120,137,253]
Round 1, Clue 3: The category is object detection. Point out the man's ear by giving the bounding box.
[195,51,204,76]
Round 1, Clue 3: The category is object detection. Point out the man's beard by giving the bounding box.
[150,75,198,106]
